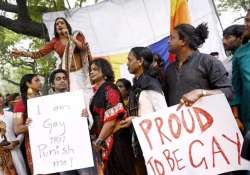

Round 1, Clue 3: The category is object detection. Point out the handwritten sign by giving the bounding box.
[27,90,94,174]
[132,94,250,175]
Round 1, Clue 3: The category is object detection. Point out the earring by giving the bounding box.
[27,88,33,97]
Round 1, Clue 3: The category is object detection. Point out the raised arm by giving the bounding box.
[71,32,86,51]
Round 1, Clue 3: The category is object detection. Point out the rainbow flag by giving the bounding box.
[105,36,170,80]
[108,0,191,78]
[170,0,190,32]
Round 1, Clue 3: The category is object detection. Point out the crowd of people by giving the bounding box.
[1,9,250,175]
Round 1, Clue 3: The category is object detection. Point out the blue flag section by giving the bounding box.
[149,37,169,66]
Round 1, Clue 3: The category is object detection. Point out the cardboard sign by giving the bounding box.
[132,94,250,175]
[27,91,94,174]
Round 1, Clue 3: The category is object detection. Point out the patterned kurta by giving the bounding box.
[90,82,126,163]
[90,82,135,175]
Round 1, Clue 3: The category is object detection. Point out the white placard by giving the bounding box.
[27,90,94,174]
[132,94,250,175]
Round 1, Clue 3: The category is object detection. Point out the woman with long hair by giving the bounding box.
[88,58,134,175]
[13,74,42,175]
[11,17,92,92]
[120,47,168,175]
[11,17,94,128]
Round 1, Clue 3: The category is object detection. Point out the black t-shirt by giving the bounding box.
[164,51,232,106]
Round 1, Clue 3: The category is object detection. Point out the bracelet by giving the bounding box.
[95,138,105,147]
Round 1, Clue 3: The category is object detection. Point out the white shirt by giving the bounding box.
[138,90,168,116]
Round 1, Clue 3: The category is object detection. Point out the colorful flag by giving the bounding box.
[170,0,190,32]
[169,0,190,63]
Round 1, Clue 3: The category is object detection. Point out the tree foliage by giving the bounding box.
[0,27,56,94]
[0,0,68,40]
[216,0,250,12]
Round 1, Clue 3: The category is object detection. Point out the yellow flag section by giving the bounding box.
[102,52,128,80]
[170,0,190,32]
[169,0,190,63]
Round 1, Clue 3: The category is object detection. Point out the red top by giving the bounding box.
[36,33,86,58]
[13,100,25,113]
[90,82,126,163]
[13,100,27,121]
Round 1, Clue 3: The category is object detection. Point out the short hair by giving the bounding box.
[49,69,68,85]
[174,23,209,50]
[223,25,245,38]
[54,17,72,38]
[116,78,131,91]
[130,47,153,71]
[90,58,115,83]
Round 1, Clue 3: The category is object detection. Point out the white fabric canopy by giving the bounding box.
[189,0,226,60]
[43,0,170,56]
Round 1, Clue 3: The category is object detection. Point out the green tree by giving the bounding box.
[0,27,56,94]
[216,0,250,12]
[0,0,67,40]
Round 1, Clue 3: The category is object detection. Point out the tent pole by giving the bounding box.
[211,0,224,30]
